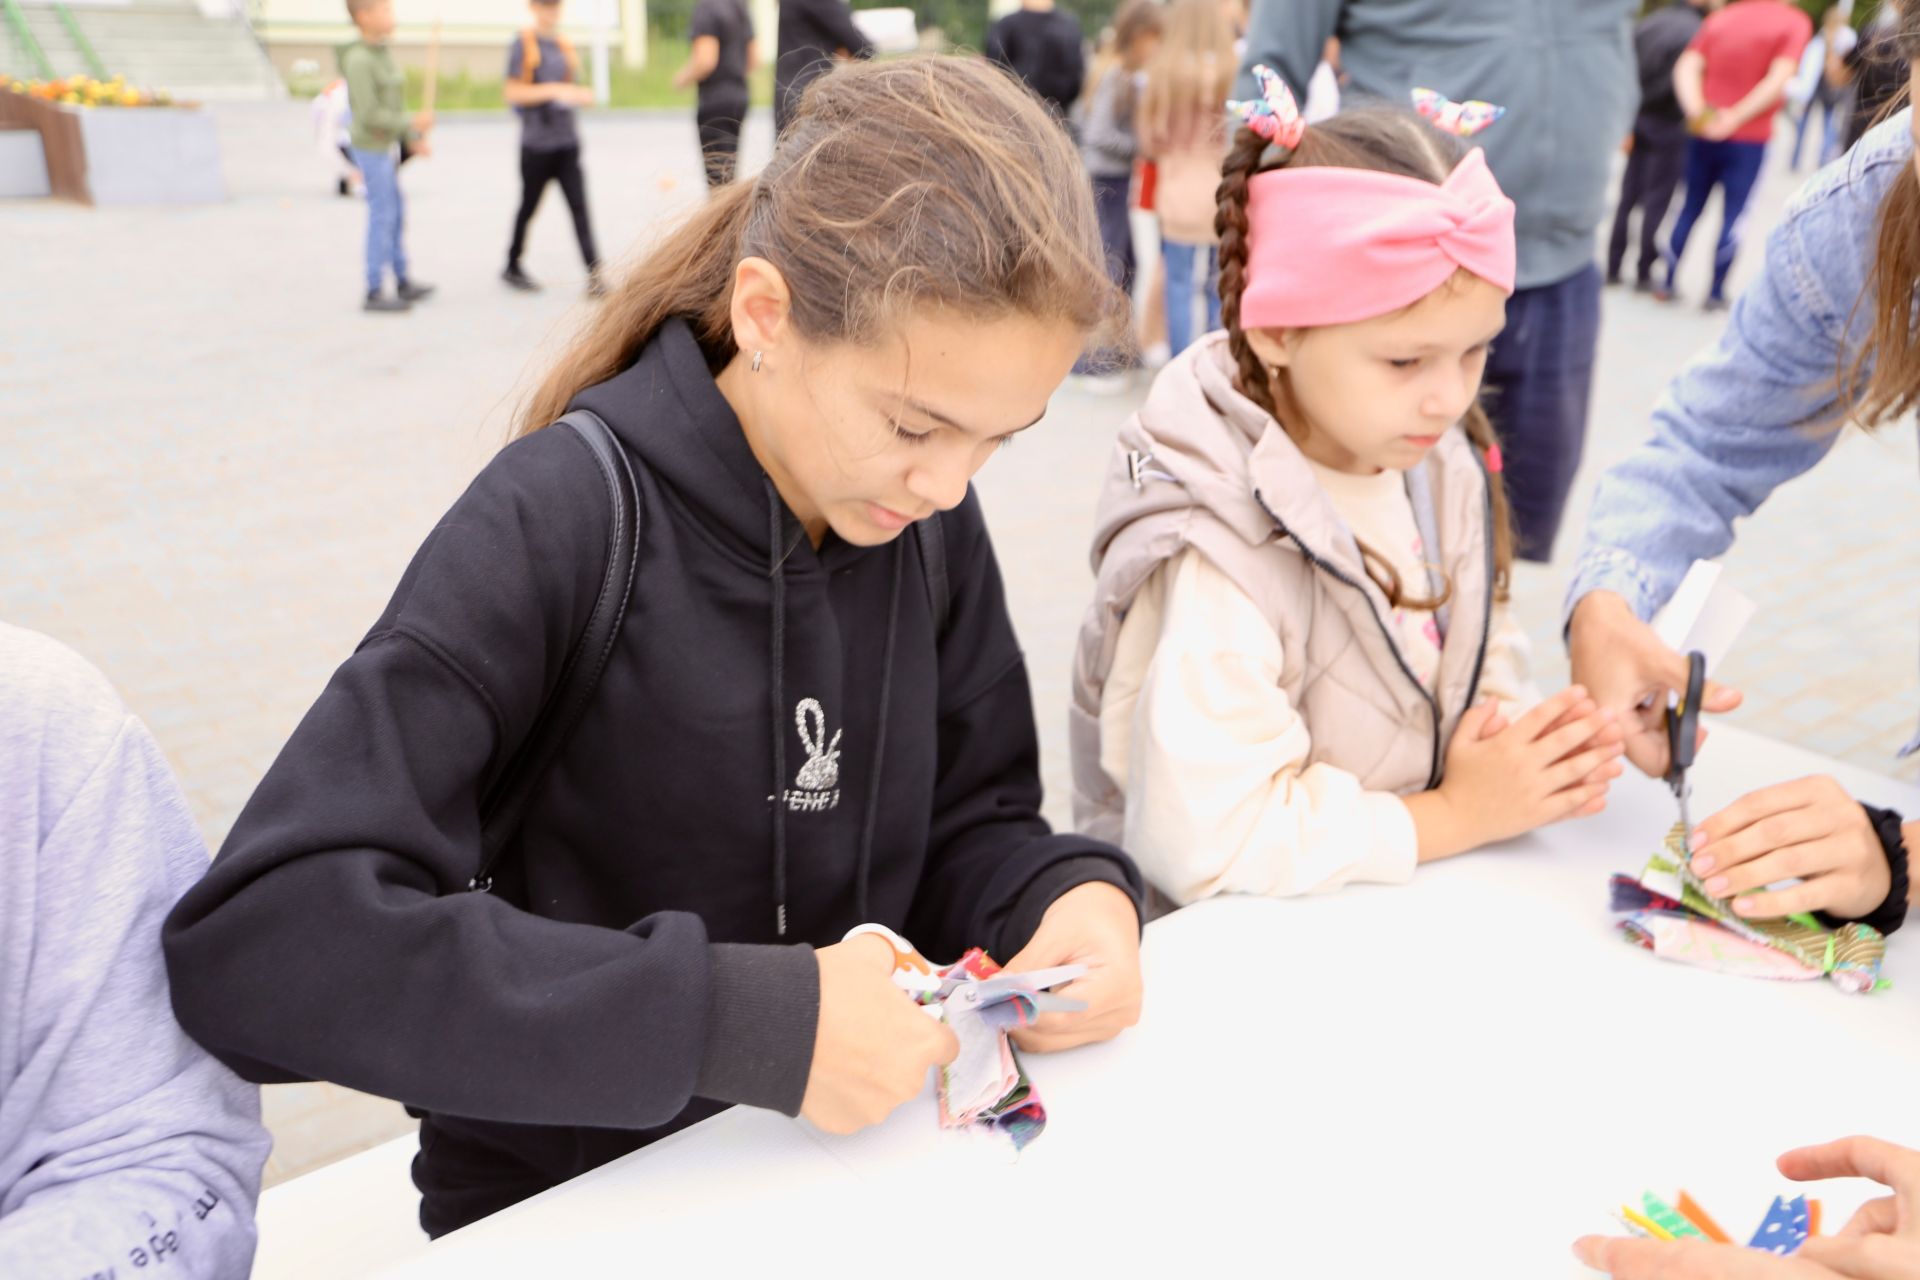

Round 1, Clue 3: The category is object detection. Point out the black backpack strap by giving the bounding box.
[470,409,639,892]
[914,511,950,639]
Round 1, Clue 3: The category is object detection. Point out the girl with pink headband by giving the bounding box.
[1068,71,1628,909]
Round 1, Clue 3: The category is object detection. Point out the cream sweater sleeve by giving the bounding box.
[1470,597,1541,717]
[1099,548,1419,906]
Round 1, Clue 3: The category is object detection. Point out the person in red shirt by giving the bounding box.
[1659,0,1812,309]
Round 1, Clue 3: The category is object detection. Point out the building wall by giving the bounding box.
[257,0,645,77]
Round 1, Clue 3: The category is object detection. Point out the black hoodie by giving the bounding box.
[162,318,1141,1235]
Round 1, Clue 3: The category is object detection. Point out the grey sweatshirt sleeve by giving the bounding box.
[1237,0,1340,101]
[0,625,269,1280]
[1079,70,1137,174]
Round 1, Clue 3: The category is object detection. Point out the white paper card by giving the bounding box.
[1652,561,1755,673]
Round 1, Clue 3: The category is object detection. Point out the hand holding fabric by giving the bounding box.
[1000,882,1142,1054]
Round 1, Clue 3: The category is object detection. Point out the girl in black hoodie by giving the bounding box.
[163,56,1145,1237]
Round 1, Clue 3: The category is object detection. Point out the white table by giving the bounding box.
[357,726,1920,1276]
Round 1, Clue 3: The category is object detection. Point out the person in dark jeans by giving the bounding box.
[1608,0,1713,293]
[677,0,758,187]
[1661,0,1811,309]
[773,0,873,136]
[986,0,1086,126]
[1238,0,1637,561]
[502,0,603,296]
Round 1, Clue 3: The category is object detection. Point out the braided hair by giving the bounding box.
[1213,103,1515,606]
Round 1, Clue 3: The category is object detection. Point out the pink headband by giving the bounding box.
[1224,66,1517,330]
[1238,147,1517,330]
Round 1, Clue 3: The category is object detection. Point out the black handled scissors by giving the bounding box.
[1665,650,1707,843]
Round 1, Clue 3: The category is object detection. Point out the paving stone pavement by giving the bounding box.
[5,103,1917,1187]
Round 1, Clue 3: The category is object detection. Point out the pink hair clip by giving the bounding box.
[1412,87,1506,138]
[1228,64,1306,149]
[1484,443,1504,474]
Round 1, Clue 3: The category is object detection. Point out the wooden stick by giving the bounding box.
[421,16,443,116]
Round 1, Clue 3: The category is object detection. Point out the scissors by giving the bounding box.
[1665,650,1707,847]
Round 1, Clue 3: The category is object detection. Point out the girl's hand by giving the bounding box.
[1428,687,1624,856]
[1573,1137,1920,1278]
[800,936,958,1134]
[1568,591,1742,777]
[1688,777,1893,920]
[1000,881,1142,1054]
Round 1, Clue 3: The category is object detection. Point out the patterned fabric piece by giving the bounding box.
[1748,1195,1810,1255]
[917,949,1052,1151]
[1643,1193,1705,1240]
[1617,912,1821,982]
[1614,827,1888,994]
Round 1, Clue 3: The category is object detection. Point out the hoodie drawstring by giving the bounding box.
[764,479,791,938]
[854,542,903,923]
[762,478,903,939]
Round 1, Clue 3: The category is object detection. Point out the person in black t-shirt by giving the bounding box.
[774,0,874,136]
[986,0,1087,125]
[1606,0,1713,292]
[676,0,759,187]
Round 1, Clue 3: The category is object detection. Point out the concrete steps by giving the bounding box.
[3,1,283,100]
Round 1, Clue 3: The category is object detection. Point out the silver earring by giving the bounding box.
[751,350,764,373]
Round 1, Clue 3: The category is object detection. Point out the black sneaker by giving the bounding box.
[502,265,541,292]
[1632,277,1655,295]
[1703,295,1729,313]
[337,177,352,197]
[364,290,410,313]
[396,280,435,303]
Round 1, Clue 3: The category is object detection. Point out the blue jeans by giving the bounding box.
[1481,261,1602,563]
[350,145,409,295]
[1160,239,1220,357]
[1664,138,1767,301]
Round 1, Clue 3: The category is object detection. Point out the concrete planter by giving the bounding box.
[0,91,224,205]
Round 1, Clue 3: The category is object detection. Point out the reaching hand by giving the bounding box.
[1000,882,1142,1054]
[1568,591,1742,777]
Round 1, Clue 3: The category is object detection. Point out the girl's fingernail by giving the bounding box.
[1707,876,1730,895]
[1688,829,1707,851]
[1731,896,1755,915]
[1691,854,1715,874]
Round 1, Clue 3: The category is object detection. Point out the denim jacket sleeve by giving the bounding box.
[1564,111,1915,626]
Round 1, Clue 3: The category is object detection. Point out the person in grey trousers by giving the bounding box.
[1237,0,1638,562]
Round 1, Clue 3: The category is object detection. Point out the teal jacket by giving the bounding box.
[339,38,414,151]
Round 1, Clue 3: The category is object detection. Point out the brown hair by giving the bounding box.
[517,56,1125,435]
[1082,0,1165,120]
[344,0,384,17]
[1214,105,1516,606]
[1137,0,1236,151]
[1841,9,1920,429]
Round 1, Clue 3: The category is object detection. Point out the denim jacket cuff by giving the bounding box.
[1564,547,1664,635]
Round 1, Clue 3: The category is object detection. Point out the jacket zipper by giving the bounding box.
[1454,451,1497,771]
[1253,490,1446,788]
